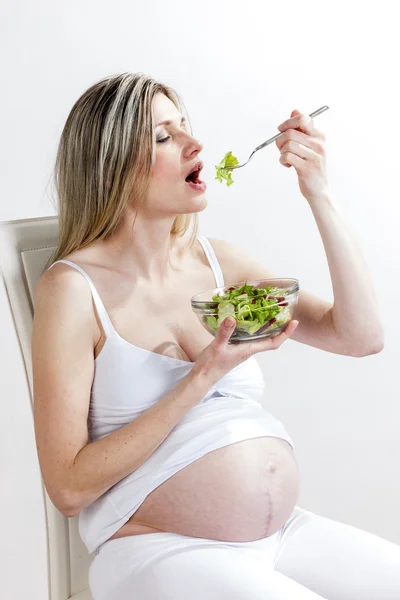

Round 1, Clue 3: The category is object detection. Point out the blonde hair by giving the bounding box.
[45,72,199,270]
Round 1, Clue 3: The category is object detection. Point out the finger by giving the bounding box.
[215,316,236,344]
[275,129,324,153]
[278,113,314,135]
[279,152,305,170]
[280,140,316,161]
[263,320,299,347]
[283,319,299,337]
[247,320,299,354]
[278,112,324,140]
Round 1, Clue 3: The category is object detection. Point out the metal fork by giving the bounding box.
[224,105,330,171]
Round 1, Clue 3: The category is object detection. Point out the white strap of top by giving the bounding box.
[197,237,225,289]
[47,259,115,336]
[47,238,224,335]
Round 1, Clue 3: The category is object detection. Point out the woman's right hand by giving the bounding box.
[193,316,299,385]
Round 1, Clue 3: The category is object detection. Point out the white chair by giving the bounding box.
[0,216,94,600]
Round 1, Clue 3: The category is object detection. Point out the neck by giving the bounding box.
[97,210,184,284]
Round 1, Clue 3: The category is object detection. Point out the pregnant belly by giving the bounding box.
[106,437,300,544]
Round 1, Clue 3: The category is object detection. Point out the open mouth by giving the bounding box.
[185,163,204,185]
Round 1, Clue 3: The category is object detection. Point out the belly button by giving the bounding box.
[265,462,277,473]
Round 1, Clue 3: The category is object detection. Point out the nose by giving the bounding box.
[185,134,203,157]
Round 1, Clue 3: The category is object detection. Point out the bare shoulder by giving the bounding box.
[38,259,86,289]
[34,262,98,343]
[35,261,91,305]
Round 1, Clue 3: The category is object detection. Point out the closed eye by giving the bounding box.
[156,121,190,144]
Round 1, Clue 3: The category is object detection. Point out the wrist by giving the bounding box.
[189,363,218,391]
[307,190,336,209]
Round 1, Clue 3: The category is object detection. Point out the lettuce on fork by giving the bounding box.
[215,151,239,186]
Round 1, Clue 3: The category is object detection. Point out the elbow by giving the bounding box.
[351,339,385,357]
[64,494,83,518]
[366,340,385,356]
[61,504,80,519]
[342,322,385,357]
[331,316,385,358]
[371,338,385,355]
[56,488,82,518]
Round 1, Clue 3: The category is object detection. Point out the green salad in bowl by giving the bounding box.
[191,279,299,343]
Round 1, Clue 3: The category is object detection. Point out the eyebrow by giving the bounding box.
[155,116,187,128]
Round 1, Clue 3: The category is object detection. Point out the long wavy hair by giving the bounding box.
[45,72,199,270]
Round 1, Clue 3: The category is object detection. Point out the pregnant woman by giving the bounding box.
[32,73,400,599]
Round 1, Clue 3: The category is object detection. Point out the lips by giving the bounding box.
[185,161,204,183]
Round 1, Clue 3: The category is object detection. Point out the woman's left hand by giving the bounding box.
[276,109,330,203]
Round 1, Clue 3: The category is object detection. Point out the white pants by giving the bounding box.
[88,506,400,599]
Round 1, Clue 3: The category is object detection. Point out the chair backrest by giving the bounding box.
[0,216,94,600]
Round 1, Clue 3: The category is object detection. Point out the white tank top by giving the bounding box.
[47,236,294,555]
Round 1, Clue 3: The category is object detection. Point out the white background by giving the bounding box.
[1,1,399,597]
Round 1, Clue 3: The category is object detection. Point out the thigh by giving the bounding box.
[109,545,326,600]
[275,507,400,599]
[90,532,326,600]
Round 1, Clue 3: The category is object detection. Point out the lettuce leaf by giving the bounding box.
[215,151,239,186]
[205,281,291,337]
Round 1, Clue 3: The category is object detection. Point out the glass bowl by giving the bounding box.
[191,278,299,343]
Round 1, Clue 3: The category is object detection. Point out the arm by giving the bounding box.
[32,265,212,518]
[207,197,384,358]
[69,370,210,517]
[306,193,384,355]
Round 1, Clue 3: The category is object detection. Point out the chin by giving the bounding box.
[176,195,207,215]
[192,193,208,212]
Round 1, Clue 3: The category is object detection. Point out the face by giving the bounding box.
[143,93,207,217]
